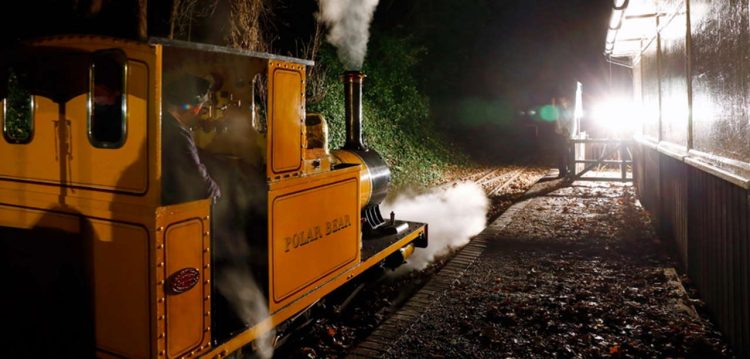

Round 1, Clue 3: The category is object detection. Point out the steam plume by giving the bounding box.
[190,114,271,357]
[317,0,380,70]
[216,266,274,359]
[382,182,488,271]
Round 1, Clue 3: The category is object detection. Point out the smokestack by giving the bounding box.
[343,71,367,151]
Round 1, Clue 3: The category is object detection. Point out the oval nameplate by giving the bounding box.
[166,267,200,295]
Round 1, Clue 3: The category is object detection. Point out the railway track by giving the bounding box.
[473,168,500,184]
[472,166,530,197]
[488,168,525,196]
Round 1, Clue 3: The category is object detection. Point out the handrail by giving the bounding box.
[613,0,630,11]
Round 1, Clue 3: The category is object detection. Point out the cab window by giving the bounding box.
[89,50,127,148]
[3,68,34,144]
[253,72,267,133]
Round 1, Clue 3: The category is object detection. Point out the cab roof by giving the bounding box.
[150,37,314,66]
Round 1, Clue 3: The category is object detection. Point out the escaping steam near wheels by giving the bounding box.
[383,182,489,272]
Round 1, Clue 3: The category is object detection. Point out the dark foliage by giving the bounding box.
[308,34,468,188]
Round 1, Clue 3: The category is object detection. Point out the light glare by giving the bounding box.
[590,97,641,136]
[609,9,624,29]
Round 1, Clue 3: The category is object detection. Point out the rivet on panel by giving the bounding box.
[204,279,210,284]
[158,297,165,303]
[157,226,164,232]
[205,327,211,332]
[157,244,164,249]
[204,231,210,236]
[204,248,210,253]
[204,216,210,220]
[158,262,165,267]
[159,350,165,356]
[204,295,211,301]
[204,264,210,269]
[159,332,165,338]
[159,315,165,320]
[159,280,165,285]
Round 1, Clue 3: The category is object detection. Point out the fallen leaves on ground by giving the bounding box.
[385,182,733,358]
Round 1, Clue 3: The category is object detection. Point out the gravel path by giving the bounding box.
[383,182,734,358]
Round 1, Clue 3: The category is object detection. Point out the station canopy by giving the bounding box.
[604,0,659,59]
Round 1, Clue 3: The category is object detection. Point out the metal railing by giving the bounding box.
[567,138,633,182]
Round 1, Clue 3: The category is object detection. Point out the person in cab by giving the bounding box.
[162,75,222,205]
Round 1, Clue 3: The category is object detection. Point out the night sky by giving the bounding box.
[470,1,614,105]
[327,0,616,107]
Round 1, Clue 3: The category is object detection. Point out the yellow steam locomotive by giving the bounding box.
[0,36,427,358]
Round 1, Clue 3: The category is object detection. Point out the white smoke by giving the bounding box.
[216,267,274,359]
[317,0,380,70]
[381,182,489,272]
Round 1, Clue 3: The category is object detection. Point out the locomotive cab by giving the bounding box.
[0,36,427,359]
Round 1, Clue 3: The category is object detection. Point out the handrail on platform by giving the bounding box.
[567,138,633,182]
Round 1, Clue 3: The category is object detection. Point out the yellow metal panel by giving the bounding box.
[69,60,149,192]
[204,223,427,358]
[269,176,360,310]
[165,218,208,358]
[0,37,157,211]
[90,219,150,359]
[268,62,304,176]
[155,200,212,359]
[0,204,80,232]
[0,59,149,193]
[0,96,60,183]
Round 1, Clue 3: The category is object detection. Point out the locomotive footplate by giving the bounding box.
[361,220,428,260]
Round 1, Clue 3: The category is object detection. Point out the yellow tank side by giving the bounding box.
[267,165,361,313]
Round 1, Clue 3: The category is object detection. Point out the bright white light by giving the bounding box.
[606,0,658,56]
[692,93,717,125]
[609,9,625,29]
[606,30,616,44]
[590,97,642,136]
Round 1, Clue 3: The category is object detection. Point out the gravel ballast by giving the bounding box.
[381,182,733,358]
